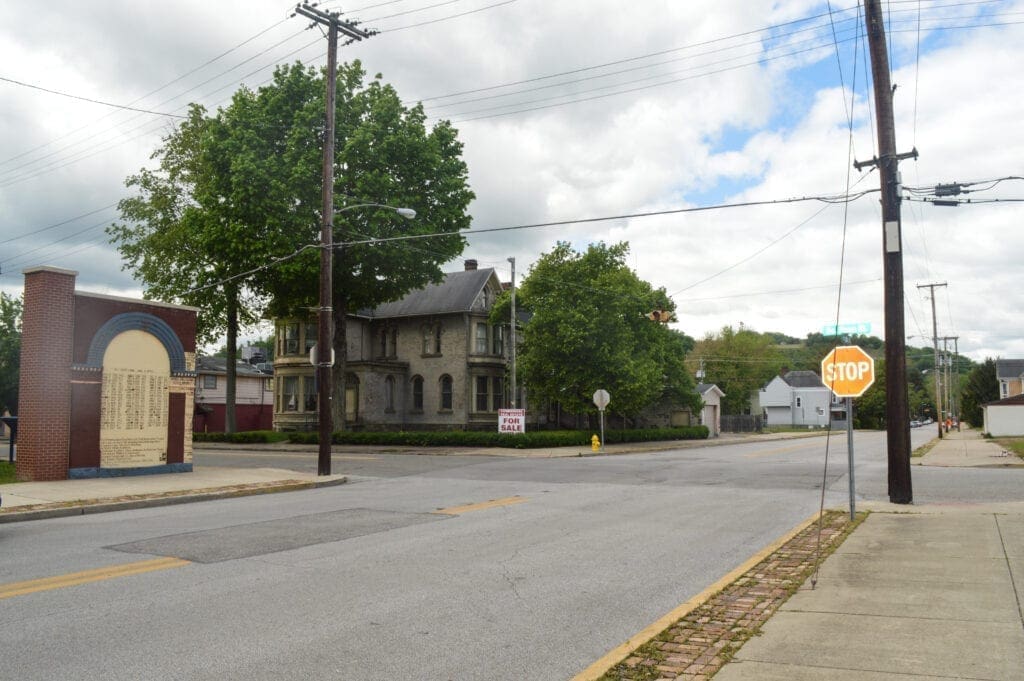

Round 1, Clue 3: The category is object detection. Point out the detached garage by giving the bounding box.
[983,393,1024,436]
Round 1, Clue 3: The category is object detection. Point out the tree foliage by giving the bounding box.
[960,358,999,427]
[689,325,786,414]
[111,61,473,430]
[0,292,21,414]
[499,241,700,419]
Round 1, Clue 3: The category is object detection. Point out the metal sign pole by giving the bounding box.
[599,409,605,453]
[847,396,855,521]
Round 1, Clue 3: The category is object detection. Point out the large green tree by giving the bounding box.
[500,241,700,421]
[689,325,786,415]
[0,292,21,414]
[960,358,999,427]
[111,61,473,431]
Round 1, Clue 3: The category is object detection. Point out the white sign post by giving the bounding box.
[308,344,335,367]
[821,346,876,521]
[593,389,610,452]
[498,408,526,434]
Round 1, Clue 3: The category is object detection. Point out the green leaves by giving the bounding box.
[0,292,22,413]
[515,241,698,418]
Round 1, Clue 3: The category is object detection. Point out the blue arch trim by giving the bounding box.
[85,312,188,373]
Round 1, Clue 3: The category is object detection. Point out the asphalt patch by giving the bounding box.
[106,508,446,563]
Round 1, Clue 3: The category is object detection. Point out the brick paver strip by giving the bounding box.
[599,510,864,680]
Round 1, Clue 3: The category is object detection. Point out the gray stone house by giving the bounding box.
[273,260,519,431]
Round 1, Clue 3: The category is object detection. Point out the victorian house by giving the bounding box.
[273,260,517,431]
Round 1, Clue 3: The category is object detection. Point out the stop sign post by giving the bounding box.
[821,346,876,521]
[593,390,610,452]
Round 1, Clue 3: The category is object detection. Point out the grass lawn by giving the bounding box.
[0,461,16,484]
[994,437,1024,459]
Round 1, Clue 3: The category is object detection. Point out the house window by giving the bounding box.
[389,329,397,357]
[492,325,504,355]
[423,323,442,355]
[283,376,299,411]
[380,330,388,358]
[264,378,272,392]
[796,397,802,408]
[202,374,217,389]
[412,376,424,411]
[284,323,300,355]
[304,323,317,353]
[439,375,453,411]
[385,376,395,412]
[1001,382,1009,398]
[434,324,442,354]
[475,323,488,353]
[303,376,317,412]
[492,376,504,410]
[476,376,489,412]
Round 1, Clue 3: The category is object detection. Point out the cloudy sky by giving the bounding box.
[1,0,1021,361]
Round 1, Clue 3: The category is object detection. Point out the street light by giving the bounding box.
[316,202,415,476]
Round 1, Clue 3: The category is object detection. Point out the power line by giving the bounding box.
[0,75,186,118]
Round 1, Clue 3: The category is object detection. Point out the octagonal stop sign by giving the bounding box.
[821,345,875,397]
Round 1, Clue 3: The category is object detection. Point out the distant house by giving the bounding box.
[759,370,836,428]
[983,393,1024,436]
[194,357,274,432]
[996,359,1024,400]
[695,383,725,437]
[272,260,520,432]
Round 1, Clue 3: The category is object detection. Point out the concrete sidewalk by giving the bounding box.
[917,426,1024,467]
[715,503,1024,680]
[0,466,346,522]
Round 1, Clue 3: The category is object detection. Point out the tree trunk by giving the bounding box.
[331,298,348,432]
[225,285,238,434]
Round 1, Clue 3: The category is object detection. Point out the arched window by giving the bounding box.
[439,374,453,411]
[411,376,424,411]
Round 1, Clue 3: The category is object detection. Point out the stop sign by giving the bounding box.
[821,345,875,397]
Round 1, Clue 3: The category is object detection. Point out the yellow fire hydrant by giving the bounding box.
[591,434,601,452]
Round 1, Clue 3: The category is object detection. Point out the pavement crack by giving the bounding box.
[993,513,1024,634]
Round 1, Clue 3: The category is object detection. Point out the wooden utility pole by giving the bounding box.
[293,3,372,476]
[918,282,946,439]
[856,0,917,504]
[507,257,517,408]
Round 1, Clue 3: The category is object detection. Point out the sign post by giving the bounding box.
[592,389,610,453]
[821,346,876,520]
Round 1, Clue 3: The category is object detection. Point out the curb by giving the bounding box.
[0,476,347,524]
[572,510,825,681]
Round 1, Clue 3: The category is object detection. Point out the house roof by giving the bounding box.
[781,370,826,389]
[364,268,498,319]
[986,393,1024,406]
[696,383,725,397]
[996,359,1024,380]
[196,356,271,377]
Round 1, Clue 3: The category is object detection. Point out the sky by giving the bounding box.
[1,0,1022,362]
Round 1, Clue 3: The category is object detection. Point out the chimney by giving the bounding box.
[464,259,478,271]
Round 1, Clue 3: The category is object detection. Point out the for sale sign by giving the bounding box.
[498,408,526,433]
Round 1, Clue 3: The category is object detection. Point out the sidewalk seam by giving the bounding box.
[994,513,1024,634]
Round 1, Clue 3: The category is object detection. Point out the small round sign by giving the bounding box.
[593,389,610,410]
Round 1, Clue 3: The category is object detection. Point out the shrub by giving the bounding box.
[193,430,290,444]
[277,426,709,448]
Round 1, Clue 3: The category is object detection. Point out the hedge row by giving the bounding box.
[195,426,708,448]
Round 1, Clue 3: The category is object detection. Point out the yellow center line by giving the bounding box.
[432,496,526,515]
[0,557,190,600]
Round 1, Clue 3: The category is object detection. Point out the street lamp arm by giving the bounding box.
[335,203,416,219]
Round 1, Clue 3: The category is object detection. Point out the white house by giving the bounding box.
[983,393,1024,436]
[759,370,834,428]
[695,383,725,437]
[996,359,1024,400]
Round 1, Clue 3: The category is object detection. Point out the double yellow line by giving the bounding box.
[0,557,189,601]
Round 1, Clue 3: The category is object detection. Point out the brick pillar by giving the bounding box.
[17,266,77,481]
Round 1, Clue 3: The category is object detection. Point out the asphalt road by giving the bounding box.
[4,429,1021,680]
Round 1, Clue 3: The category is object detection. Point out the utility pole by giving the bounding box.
[918,282,946,439]
[940,335,959,427]
[507,257,517,408]
[856,0,918,504]
[293,3,372,476]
